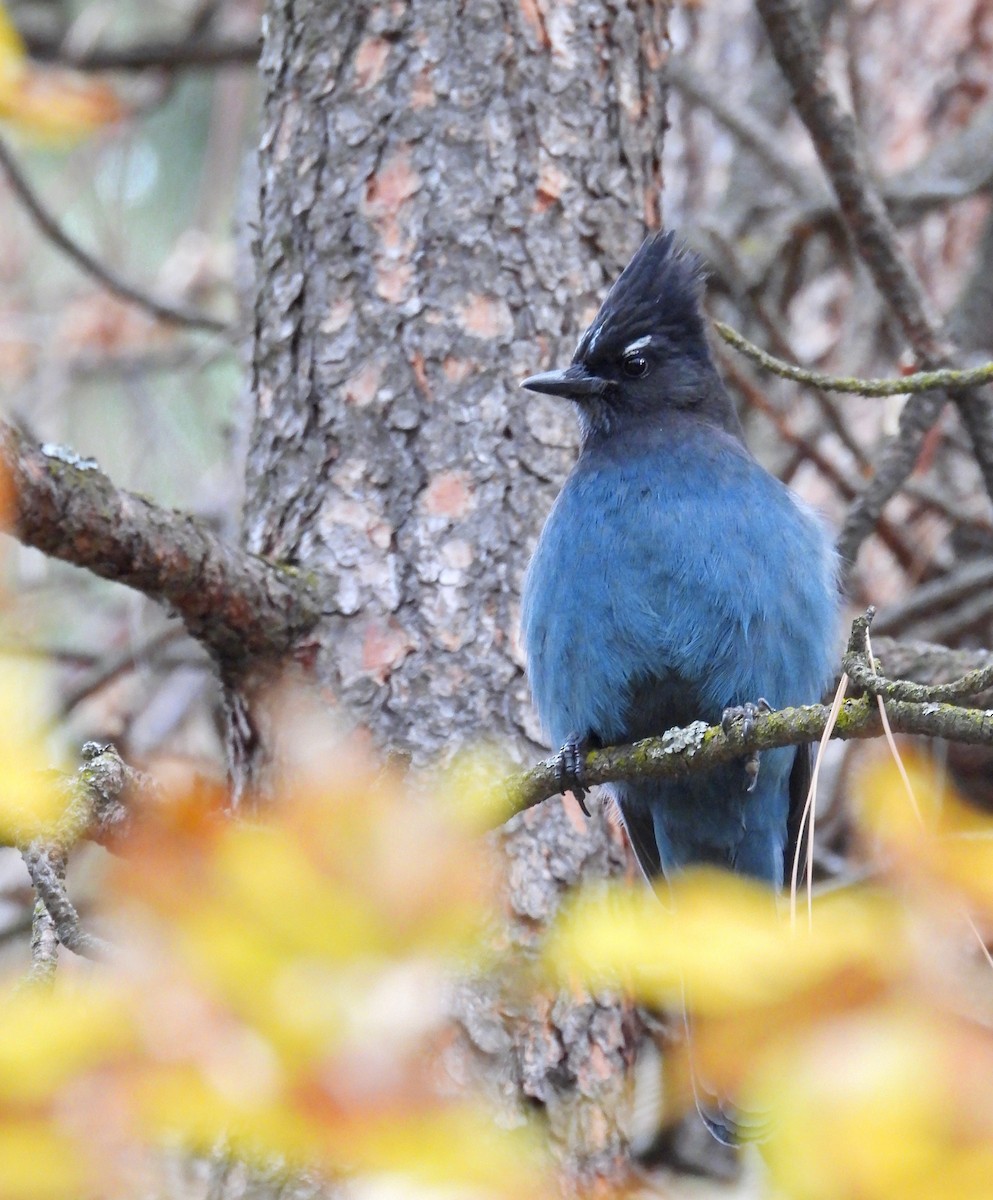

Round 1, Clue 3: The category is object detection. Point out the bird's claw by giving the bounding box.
[721,697,772,739]
[555,733,590,816]
[721,699,771,793]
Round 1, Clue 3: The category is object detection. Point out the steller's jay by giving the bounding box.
[520,230,838,1142]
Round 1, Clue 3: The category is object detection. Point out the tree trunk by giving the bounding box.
[244,0,670,1186]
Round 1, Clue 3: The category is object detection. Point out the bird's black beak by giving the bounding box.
[521,363,613,400]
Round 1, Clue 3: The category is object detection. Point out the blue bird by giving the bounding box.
[520,230,838,1140]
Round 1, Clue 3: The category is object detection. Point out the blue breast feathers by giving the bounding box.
[521,419,838,750]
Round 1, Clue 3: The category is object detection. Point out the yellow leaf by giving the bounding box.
[0,4,123,145]
[0,70,125,144]
[340,1105,546,1193]
[0,984,132,1102]
[0,658,66,842]
[755,1006,993,1200]
[137,1066,325,1165]
[0,1120,87,1200]
[546,869,905,1016]
[0,2,26,71]
[859,752,993,918]
[216,823,391,960]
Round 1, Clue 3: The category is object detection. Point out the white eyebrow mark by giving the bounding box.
[624,335,652,354]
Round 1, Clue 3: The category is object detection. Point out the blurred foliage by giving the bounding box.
[550,750,993,1199]
[0,683,546,1199]
[0,654,992,1196]
[0,1,123,143]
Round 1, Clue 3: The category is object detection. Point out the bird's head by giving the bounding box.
[522,230,740,440]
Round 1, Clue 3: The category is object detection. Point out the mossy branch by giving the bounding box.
[503,613,993,824]
[502,694,993,823]
[19,744,154,980]
[714,320,993,397]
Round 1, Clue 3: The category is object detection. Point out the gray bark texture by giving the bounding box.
[242,0,671,1188]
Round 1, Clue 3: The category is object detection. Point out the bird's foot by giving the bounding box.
[555,732,590,816]
[721,699,772,793]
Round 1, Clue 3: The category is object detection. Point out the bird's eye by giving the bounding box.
[622,353,649,379]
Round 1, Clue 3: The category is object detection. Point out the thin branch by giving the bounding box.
[845,648,993,705]
[756,0,946,358]
[886,95,993,221]
[871,560,993,636]
[0,136,230,334]
[0,422,324,674]
[58,626,190,718]
[16,744,158,977]
[908,591,993,650]
[705,227,874,471]
[829,358,946,574]
[717,348,920,573]
[752,0,993,570]
[27,900,58,985]
[868,634,993,685]
[715,321,993,396]
[666,57,816,200]
[844,606,993,706]
[21,842,112,961]
[23,33,260,73]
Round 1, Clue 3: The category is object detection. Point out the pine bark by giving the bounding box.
[244,0,671,1185]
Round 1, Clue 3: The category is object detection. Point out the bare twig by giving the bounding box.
[753,0,993,569]
[58,626,190,717]
[918,593,993,647]
[21,842,112,961]
[887,95,993,221]
[0,136,230,334]
[23,33,260,73]
[844,604,993,705]
[756,0,946,357]
[845,649,993,705]
[871,560,993,636]
[0,422,324,673]
[667,58,816,200]
[27,900,58,984]
[705,228,874,471]
[718,349,920,572]
[16,744,159,977]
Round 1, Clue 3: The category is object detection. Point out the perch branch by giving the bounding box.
[504,616,993,823]
[504,694,993,822]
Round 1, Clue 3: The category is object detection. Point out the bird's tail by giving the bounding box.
[682,1002,772,1146]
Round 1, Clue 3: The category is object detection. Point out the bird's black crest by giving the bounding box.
[575,231,707,365]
